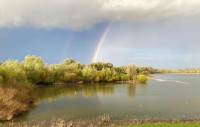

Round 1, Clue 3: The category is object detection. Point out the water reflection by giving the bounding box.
[35,84,115,103]
[17,74,200,121]
[35,85,79,103]
[127,85,136,98]
[34,84,137,103]
[81,84,114,97]
[15,84,138,121]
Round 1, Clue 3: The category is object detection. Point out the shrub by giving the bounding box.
[0,84,35,120]
[136,74,148,84]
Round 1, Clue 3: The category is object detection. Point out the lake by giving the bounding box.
[16,74,200,121]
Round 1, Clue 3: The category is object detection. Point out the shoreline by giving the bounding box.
[0,85,35,121]
[2,117,200,127]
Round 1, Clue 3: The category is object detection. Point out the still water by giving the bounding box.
[17,74,200,121]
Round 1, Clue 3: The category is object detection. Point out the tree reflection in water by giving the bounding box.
[34,84,137,103]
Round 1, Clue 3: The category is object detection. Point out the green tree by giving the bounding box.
[126,65,137,80]
[47,64,63,83]
[61,59,83,82]
[22,55,45,84]
[0,60,27,83]
[82,66,96,82]
[63,58,76,65]
[89,62,113,71]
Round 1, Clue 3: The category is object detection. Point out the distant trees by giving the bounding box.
[0,55,150,85]
[177,68,200,73]
[135,67,200,74]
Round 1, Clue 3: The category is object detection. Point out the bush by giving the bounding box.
[136,74,148,84]
[0,84,35,120]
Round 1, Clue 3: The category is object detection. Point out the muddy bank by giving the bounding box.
[0,84,35,121]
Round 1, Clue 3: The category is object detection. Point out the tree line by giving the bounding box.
[0,55,148,85]
[152,68,200,74]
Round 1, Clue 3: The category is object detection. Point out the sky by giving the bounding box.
[0,0,200,68]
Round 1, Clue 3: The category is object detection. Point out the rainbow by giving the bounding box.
[91,24,111,63]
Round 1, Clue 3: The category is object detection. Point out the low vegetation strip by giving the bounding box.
[1,118,200,127]
[124,123,200,127]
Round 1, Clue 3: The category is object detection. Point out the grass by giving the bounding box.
[1,118,200,127]
[0,83,35,121]
[124,123,200,127]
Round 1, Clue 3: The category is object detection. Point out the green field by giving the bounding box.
[124,123,200,127]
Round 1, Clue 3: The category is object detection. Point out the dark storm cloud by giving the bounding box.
[0,0,200,30]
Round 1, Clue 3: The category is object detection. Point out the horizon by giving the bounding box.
[1,0,200,69]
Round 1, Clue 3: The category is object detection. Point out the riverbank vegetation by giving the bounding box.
[0,83,35,120]
[1,55,199,122]
[0,55,148,120]
[124,123,200,127]
[1,55,198,86]
[1,117,200,127]
[0,55,148,85]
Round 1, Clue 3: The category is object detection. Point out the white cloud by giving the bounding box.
[0,0,200,30]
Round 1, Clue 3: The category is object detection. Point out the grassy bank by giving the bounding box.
[124,123,200,127]
[0,84,35,121]
[1,118,200,127]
